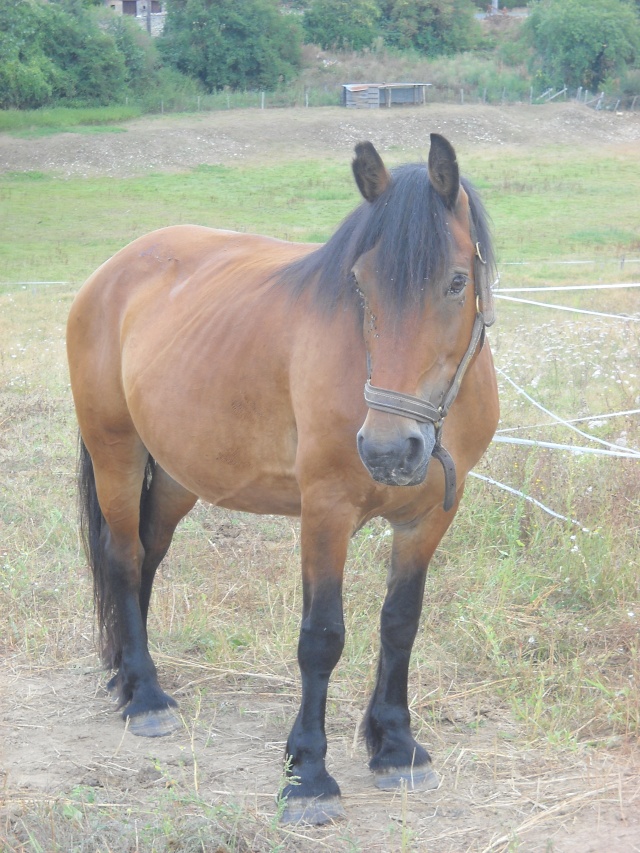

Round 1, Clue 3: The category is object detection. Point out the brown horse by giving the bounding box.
[67,134,498,824]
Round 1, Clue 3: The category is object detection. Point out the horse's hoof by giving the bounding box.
[127,708,182,737]
[373,763,439,791]
[280,795,346,825]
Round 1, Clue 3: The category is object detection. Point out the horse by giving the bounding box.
[66,133,498,825]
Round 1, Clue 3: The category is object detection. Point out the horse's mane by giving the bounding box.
[275,162,495,314]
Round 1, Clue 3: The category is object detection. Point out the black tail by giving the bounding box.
[77,435,154,669]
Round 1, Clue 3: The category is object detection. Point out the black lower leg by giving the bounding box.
[101,529,176,723]
[283,583,345,808]
[364,568,431,776]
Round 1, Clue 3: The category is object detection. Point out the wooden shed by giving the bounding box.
[341,83,430,109]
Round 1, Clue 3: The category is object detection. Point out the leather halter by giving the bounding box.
[362,243,492,512]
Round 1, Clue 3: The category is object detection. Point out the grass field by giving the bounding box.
[1,124,639,851]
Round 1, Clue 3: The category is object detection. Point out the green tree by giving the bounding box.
[380,0,480,55]
[159,0,302,91]
[98,9,161,95]
[0,0,129,107]
[40,4,128,103]
[525,0,640,90]
[302,0,380,51]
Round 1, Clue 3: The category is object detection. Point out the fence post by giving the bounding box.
[460,88,464,105]
[261,92,265,110]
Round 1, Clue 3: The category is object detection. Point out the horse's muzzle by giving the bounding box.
[357,420,436,487]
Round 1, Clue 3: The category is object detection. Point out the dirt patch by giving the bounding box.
[1,103,640,178]
[2,664,639,852]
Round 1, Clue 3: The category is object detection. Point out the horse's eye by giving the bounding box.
[448,273,468,295]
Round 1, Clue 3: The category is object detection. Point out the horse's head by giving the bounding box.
[353,135,494,504]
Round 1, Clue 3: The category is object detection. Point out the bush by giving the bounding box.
[0,0,128,107]
[525,0,640,90]
[380,0,481,56]
[159,0,302,91]
[302,0,381,51]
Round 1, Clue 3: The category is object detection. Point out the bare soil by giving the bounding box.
[1,660,639,852]
[1,103,640,851]
[2,102,640,178]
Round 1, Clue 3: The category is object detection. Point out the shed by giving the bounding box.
[341,83,430,109]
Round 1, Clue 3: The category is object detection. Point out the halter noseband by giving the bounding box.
[362,243,492,512]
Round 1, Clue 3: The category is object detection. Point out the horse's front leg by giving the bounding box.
[280,503,353,825]
[363,514,453,791]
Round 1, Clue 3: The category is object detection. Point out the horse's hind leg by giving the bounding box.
[363,516,452,791]
[80,437,196,737]
[137,464,197,636]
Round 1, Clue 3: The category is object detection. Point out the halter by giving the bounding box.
[362,242,494,512]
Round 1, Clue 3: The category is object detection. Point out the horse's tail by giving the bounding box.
[77,435,154,669]
[77,435,117,668]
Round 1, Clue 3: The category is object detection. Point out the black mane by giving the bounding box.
[276,162,495,314]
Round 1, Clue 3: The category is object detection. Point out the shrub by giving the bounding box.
[525,0,640,90]
[380,0,481,56]
[302,0,381,51]
[159,0,302,91]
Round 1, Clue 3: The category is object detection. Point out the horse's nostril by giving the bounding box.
[405,434,425,467]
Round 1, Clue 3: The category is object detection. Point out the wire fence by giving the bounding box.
[127,83,640,116]
[486,277,640,529]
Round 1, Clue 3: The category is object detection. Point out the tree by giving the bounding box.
[525,0,640,90]
[302,0,380,51]
[159,0,302,91]
[380,0,480,55]
[0,0,130,108]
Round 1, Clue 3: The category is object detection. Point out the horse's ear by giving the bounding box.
[352,142,391,203]
[428,133,460,210]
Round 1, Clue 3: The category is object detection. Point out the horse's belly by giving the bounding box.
[126,371,301,515]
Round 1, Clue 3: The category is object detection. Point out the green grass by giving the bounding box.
[1,147,639,287]
[0,105,143,134]
[1,132,639,851]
